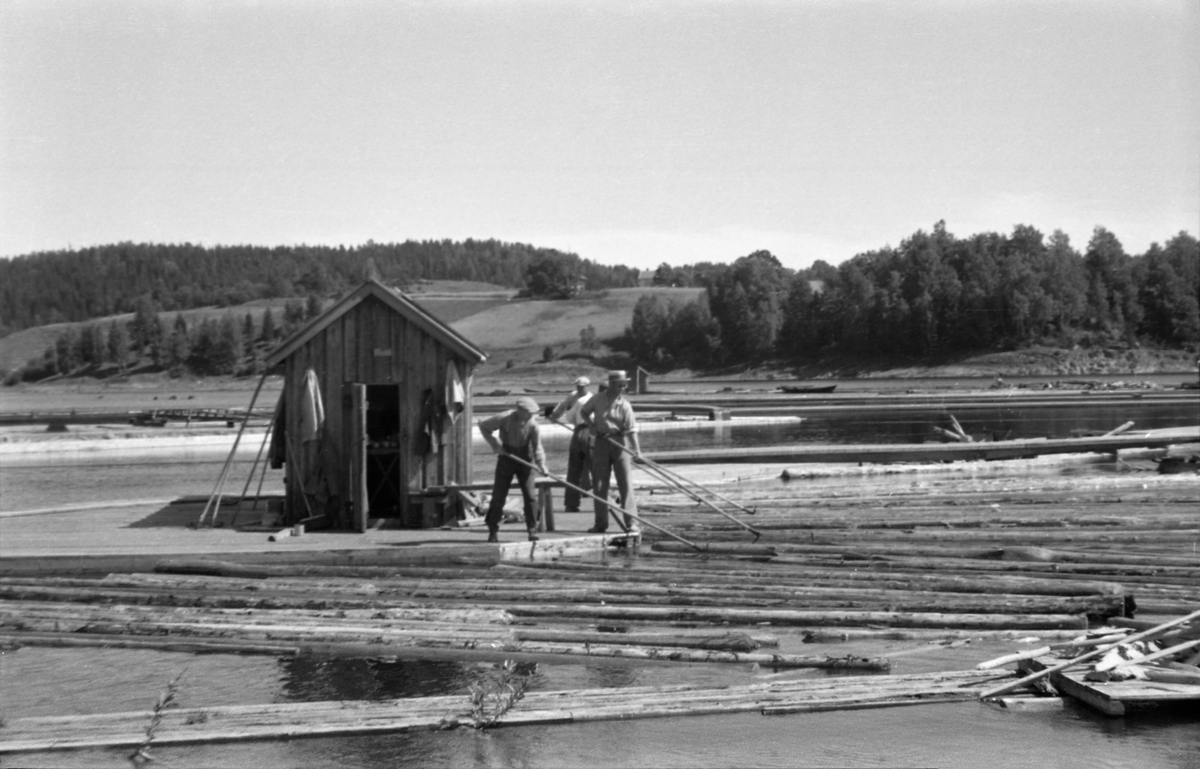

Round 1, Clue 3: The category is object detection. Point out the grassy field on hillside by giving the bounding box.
[0,283,700,375]
[453,287,703,350]
[0,282,522,374]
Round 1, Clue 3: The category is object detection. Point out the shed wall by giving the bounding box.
[280,295,474,526]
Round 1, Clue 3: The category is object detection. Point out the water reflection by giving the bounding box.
[500,400,1198,480]
[279,657,472,701]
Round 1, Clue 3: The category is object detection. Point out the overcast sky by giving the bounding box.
[2,0,1197,271]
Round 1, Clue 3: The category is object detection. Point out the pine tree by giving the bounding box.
[260,307,278,343]
[243,312,256,356]
[305,293,323,320]
[213,314,243,374]
[283,300,306,335]
[130,296,161,359]
[56,328,81,374]
[167,313,191,373]
[77,323,104,366]
[107,320,131,370]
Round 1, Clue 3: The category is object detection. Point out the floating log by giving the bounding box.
[0,630,301,656]
[765,554,1200,580]
[90,573,1129,617]
[652,542,778,557]
[649,429,1200,465]
[495,562,1127,597]
[504,603,1087,630]
[515,629,761,652]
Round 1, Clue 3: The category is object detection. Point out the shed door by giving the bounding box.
[347,383,368,532]
[346,382,406,533]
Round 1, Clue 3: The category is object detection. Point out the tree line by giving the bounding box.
[628,223,1199,369]
[0,239,640,336]
[3,246,628,383]
[7,297,325,385]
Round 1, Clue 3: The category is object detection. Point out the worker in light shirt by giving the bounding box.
[550,376,594,512]
[579,370,642,533]
[478,396,547,543]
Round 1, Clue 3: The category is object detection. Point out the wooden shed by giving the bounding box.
[265,279,487,531]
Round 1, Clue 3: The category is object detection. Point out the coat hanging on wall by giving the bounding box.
[445,360,465,423]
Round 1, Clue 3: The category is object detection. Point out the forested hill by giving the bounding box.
[628,224,1199,370]
[0,239,640,336]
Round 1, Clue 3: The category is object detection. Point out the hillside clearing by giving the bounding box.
[452,287,703,349]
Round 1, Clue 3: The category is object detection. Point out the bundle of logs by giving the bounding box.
[636,466,1200,624]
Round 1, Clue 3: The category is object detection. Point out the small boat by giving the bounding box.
[778,384,837,394]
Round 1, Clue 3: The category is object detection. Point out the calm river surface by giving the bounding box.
[1,397,1198,767]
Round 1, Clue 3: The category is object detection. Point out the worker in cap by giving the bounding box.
[549,376,595,512]
[579,370,641,533]
[479,396,547,542]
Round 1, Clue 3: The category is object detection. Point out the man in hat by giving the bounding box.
[549,376,594,512]
[479,396,547,543]
[579,370,642,533]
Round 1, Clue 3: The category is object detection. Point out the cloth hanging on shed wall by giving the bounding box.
[299,368,325,442]
[415,387,443,456]
[445,360,465,423]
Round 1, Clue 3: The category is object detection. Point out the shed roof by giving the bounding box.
[265,279,489,367]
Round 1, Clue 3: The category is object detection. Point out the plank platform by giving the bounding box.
[1017,656,1200,716]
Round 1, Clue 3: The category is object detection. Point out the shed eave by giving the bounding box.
[265,279,488,367]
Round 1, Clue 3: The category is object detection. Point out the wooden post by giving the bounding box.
[537,483,555,532]
[635,367,650,395]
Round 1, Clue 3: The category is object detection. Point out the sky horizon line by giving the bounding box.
[4,2,1196,272]
[3,218,1195,273]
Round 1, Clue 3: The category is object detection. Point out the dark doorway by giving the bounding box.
[364,384,403,518]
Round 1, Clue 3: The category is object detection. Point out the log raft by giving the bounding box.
[0,468,1194,755]
[0,670,1008,754]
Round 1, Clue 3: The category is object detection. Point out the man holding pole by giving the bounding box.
[580,370,642,534]
[479,396,547,543]
[549,376,594,512]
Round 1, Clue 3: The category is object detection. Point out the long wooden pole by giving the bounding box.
[285,436,316,521]
[633,458,762,540]
[1104,637,1200,672]
[977,608,1200,699]
[231,413,276,526]
[500,453,702,551]
[197,371,269,526]
[638,453,759,518]
[555,417,758,519]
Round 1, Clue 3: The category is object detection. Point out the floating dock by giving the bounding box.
[1018,656,1200,716]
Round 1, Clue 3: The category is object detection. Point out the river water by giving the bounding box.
[1,398,1198,767]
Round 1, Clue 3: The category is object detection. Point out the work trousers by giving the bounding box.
[485,453,538,532]
[591,434,636,531]
[563,426,593,511]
